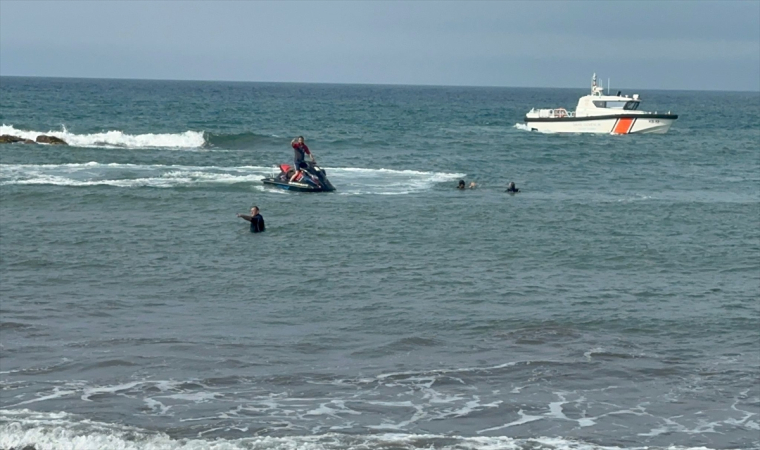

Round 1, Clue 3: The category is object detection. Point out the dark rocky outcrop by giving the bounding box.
[35,135,68,145]
[1,134,68,145]
[0,134,25,144]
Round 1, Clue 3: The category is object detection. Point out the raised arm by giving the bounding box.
[237,214,253,222]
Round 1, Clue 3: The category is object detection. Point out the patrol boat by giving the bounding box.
[524,74,678,134]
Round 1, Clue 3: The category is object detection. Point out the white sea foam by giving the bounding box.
[304,401,361,418]
[584,347,606,360]
[7,387,77,407]
[3,408,715,450]
[0,162,463,194]
[161,392,219,403]
[82,381,145,401]
[375,360,525,380]
[144,398,172,416]
[478,409,544,433]
[512,123,556,134]
[0,124,205,149]
[513,123,533,132]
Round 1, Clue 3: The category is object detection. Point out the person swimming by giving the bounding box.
[237,206,265,233]
[506,182,520,193]
[457,180,476,190]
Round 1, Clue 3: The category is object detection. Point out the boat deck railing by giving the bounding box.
[528,108,576,118]
[528,108,672,118]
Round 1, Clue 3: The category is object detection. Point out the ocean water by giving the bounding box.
[0,77,758,450]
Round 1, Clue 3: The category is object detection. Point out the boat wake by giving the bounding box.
[513,123,556,134]
[0,163,464,195]
[513,123,532,132]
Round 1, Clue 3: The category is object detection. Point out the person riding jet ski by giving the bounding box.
[263,160,335,192]
[290,136,314,182]
[261,137,335,192]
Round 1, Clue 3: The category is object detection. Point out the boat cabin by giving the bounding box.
[576,93,641,117]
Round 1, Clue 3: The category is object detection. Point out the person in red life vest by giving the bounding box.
[289,136,315,182]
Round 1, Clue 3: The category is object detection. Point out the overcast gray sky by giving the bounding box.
[1,0,758,90]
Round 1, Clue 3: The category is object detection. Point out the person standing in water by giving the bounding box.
[289,136,315,182]
[506,182,520,193]
[237,206,265,233]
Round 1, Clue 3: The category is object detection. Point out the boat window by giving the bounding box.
[606,101,628,109]
[592,101,606,108]
[624,101,639,110]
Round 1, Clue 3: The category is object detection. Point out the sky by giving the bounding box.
[1,0,759,91]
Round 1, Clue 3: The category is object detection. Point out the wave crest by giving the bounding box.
[0,125,205,149]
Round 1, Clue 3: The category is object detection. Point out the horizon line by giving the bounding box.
[1,74,758,94]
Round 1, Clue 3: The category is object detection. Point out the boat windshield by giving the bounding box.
[593,100,640,110]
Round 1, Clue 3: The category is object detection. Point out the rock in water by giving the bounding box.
[36,135,68,145]
[0,135,25,143]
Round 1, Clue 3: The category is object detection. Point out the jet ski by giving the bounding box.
[261,161,336,192]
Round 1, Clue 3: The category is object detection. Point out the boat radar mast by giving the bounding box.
[591,73,604,96]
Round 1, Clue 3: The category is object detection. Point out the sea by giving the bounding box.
[0,77,758,450]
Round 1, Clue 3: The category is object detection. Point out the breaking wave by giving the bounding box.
[0,125,205,149]
[1,125,293,151]
[0,409,715,450]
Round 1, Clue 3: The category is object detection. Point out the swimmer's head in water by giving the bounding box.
[509,182,515,188]
[458,180,465,187]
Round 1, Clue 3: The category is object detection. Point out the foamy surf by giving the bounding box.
[329,167,465,195]
[0,125,205,149]
[513,123,556,134]
[0,409,713,450]
[0,163,465,194]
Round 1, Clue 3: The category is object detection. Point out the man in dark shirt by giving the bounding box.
[237,206,265,233]
[289,136,315,182]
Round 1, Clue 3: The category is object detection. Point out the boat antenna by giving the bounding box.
[607,78,610,95]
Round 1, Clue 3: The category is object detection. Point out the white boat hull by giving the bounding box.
[524,115,677,134]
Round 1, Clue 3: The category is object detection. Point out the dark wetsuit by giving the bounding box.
[292,142,311,170]
[240,213,265,232]
[506,187,520,193]
[250,214,265,233]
